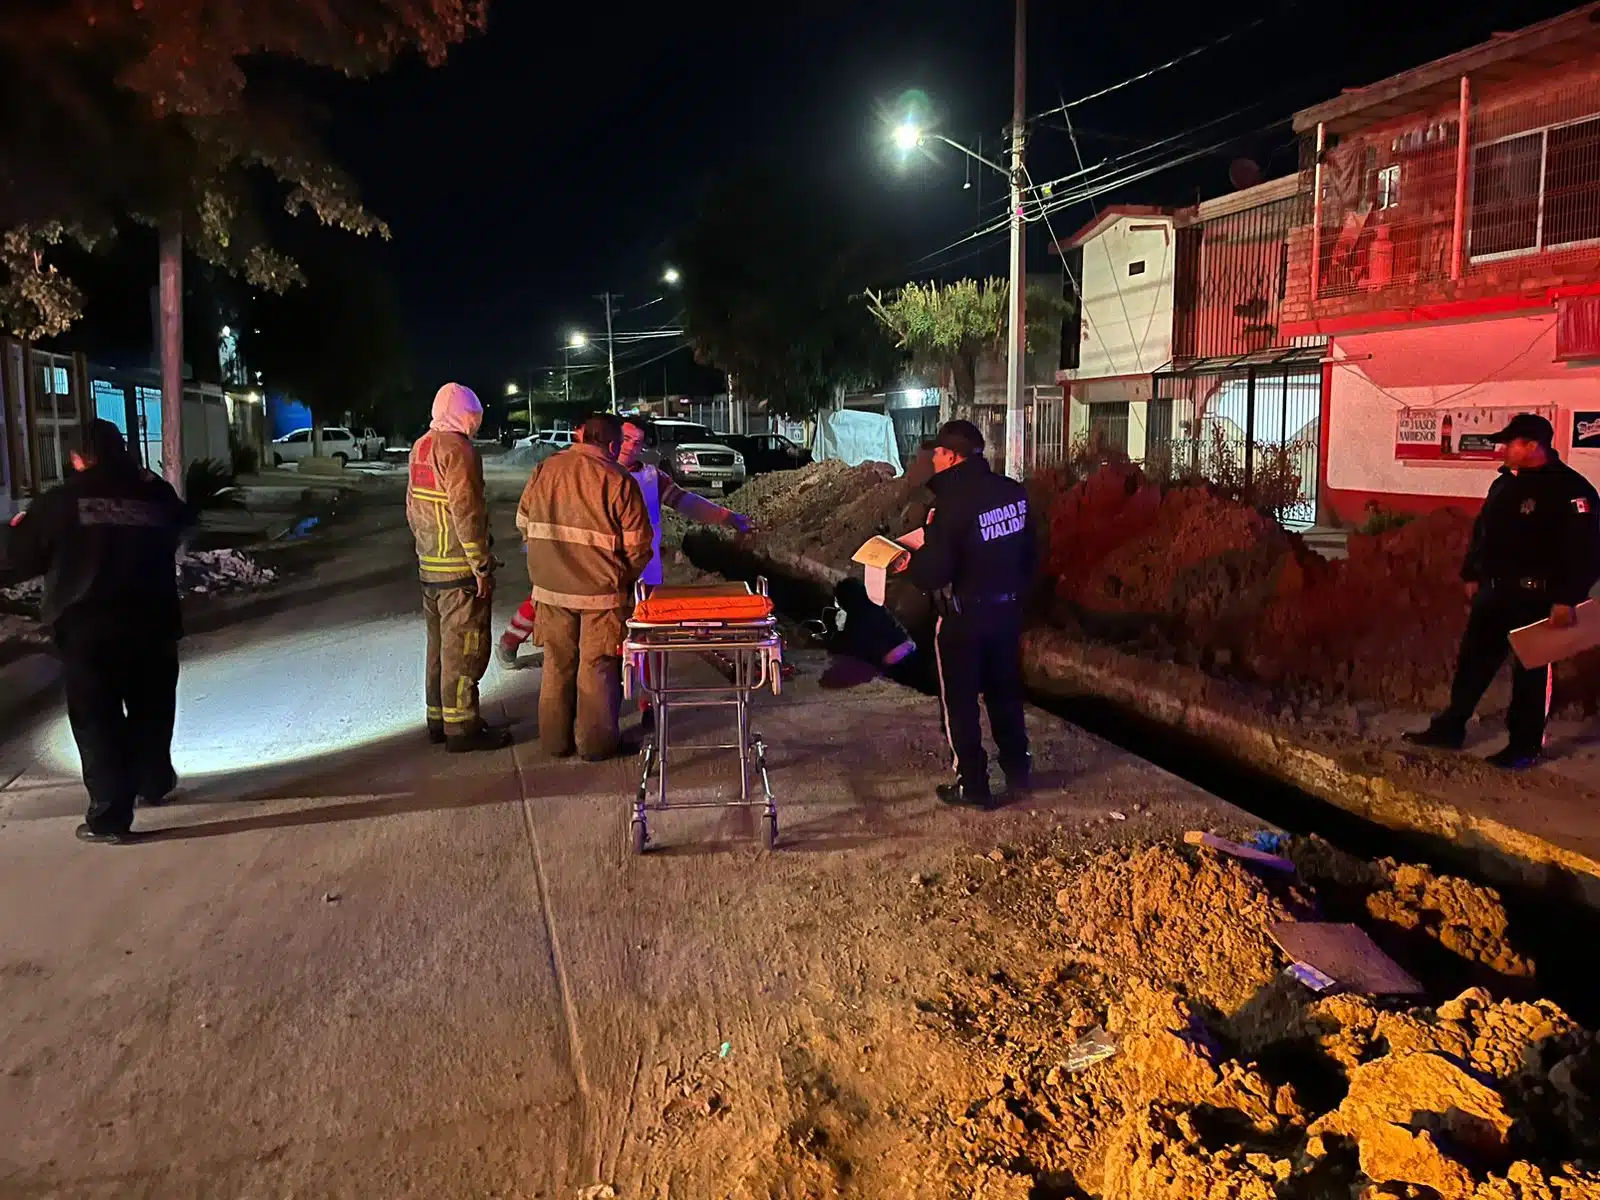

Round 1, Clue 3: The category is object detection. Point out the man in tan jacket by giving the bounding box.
[406,382,511,753]
[517,412,653,760]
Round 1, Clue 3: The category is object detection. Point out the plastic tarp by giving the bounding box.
[811,410,903,476]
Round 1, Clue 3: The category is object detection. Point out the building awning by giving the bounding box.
[1152,345,1327,379]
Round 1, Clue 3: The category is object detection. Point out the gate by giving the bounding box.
[1152,348,1324,530]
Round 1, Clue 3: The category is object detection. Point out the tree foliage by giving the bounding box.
[866,277,1070,409]
[677,162,903,420]
[0,0,485,339]
[242,234,414,436]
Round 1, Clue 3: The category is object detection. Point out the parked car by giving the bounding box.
[356,427,385,461]
[512,428,576,452]
[719,432,811,478]
[633,419,746,493]
[271,426,364,466]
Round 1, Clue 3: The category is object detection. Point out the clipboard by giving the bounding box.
[852,533,920,605]
[1509,598,1600,668]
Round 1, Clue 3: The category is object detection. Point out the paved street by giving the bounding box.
[0,555,1241,1198]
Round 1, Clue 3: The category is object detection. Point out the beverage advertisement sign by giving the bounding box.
[1394,406,1559,461]
[1574,411,1600,451]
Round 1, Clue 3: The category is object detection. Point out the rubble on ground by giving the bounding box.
[880,835,1600,1199]
[0,549,277,639]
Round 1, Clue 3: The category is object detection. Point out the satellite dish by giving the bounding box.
[1229,158,1263,190]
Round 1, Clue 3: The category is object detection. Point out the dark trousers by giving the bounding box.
[58,628,180,834]
[1435,587,1553,755]
[934,607,1029,792]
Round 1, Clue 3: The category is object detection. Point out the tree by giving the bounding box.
[243,234,414,442]
[0,0,485,482]
[677,161,903,421]
[866,277,1071,411]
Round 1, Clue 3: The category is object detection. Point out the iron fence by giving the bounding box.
[1152,356,1322,530]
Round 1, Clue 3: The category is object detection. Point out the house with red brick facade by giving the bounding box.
[1282,2,1600,524]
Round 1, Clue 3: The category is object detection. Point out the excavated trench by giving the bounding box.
[681,530,1600,1028]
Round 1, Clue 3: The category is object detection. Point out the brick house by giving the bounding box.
[1281,2,1600,524]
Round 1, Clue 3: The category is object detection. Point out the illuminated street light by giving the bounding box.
[567,331,588,349]
[662,267,681,285]
[893,121,923,153]
[505,381,519,396]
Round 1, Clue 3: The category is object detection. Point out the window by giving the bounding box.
[1377,164,1401,210]
[1127,260,1147,277]
[1086,401,1130,453]
[286,430,311,443]
[1471,115,1600,259]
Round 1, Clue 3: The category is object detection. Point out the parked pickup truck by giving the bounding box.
[719,432,812,479]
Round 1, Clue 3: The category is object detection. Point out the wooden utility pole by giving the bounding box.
[159,220,184,494]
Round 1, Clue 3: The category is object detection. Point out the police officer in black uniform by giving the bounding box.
[0,420,192,842]
[1404,413,1600,769]
[903,420,1036,807]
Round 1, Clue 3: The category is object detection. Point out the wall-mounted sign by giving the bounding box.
[1574,411,1600,451]
[1395,406,1559,462]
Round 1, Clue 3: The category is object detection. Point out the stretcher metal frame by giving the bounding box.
[621,578,784,853]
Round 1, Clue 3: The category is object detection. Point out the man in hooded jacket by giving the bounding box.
[0,419,192,843]
[406,383,510,752]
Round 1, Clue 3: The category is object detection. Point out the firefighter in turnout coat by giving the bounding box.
[406,383,511,753]
[516,413,654,761]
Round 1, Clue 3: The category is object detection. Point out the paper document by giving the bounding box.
[1509,598,1600,668]
[852,535,912,605]
[898,526,926,551]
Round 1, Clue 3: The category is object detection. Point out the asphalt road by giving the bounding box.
[0,567,1239,1198]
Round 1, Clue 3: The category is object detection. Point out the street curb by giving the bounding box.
[680,529,1600,910]
[0,562,416,735]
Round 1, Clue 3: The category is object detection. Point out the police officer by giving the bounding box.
[0,420,192,843]
[1405,412,1600,769]
[902,420,1036,807]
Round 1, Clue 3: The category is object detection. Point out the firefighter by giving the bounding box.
[516,413,654,760]
[900,420,1036,808]
[494,418,753,670]
[0,420,192,843]
[1404,413,1600,769]
[407,382,510,753]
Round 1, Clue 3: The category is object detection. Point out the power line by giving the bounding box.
[1028,10,1282,126]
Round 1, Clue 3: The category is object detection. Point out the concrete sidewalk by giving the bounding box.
[0,568,1248,1197]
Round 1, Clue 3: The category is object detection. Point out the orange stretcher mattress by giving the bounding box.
[633,583,774,624]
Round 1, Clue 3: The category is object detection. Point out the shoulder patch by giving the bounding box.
[1574,497,1592,515]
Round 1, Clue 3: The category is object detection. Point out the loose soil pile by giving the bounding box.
[834,835,1600,1199]
[716,460,1600,717]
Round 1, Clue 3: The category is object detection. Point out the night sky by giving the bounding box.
[318,0,1576,401]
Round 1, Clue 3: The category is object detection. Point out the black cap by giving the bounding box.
[1488,412,1554,446]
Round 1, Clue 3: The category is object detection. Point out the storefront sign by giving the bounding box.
[1395,406,1558,462]
[1575,411,1600,451]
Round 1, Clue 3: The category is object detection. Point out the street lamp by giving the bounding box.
[662,267,681,286]
[564,331,588,405]
[890,6,1027,481]
[505,381,519,396]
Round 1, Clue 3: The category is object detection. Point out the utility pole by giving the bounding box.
[158,220,184,492]
[598,291,619,413]
[527,368,535,435]
[1003,0,1028,481]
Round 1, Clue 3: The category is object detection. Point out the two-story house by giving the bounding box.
[1057,179,1323,526]
[1281,2,1600,523]
[1058,205,1177,460]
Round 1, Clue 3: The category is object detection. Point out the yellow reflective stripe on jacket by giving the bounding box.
[412,487,449,502]
[521,521,624,551]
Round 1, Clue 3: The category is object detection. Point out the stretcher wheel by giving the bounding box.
[630,818,649,856]
[761,812,779,851]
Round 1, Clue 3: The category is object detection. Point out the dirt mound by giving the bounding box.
[728,460,904,553]
[887,836,1600,1200]
[1061,844,1294,1016]
[1366,863,1535,980]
